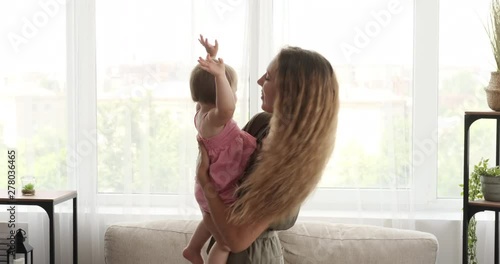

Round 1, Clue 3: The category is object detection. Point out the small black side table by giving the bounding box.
[0,190,77,264]
[463,111,500,264]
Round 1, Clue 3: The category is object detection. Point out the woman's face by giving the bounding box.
[257,59,278,113]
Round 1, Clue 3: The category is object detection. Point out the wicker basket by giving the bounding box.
[485,88,500,111]
[486,72,500,111]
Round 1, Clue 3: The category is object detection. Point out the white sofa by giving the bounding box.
[104,219,439,264]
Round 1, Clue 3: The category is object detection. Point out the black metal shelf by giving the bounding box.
[463,111,500,264]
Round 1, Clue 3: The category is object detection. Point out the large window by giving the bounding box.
[438,0,497,198]
[95,0,248,193]
[2,0,496,207]
[278,0,414,189]
[0,0,67,190]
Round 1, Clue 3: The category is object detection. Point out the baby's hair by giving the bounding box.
[190,62,238,105]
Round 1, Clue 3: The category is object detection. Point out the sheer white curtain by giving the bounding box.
[0,0,258,263]
[269,0,420,229]
[439,1,498,263]
[0,0,421,263]
[70,0,255,263]
[5,0,500,263]
[0,0,71,263]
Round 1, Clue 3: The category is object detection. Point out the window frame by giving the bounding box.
[68,0,461,214]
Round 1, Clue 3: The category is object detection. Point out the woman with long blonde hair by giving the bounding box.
[196,45,339,263]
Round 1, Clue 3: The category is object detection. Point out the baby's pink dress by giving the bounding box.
[195,112,257,213]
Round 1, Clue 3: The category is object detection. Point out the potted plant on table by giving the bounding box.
[21,177,36,196]
[477,158,500,201]
[22,183,35,196]
[461,158,500,264]
[485,0,500,111]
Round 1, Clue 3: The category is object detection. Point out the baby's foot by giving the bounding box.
[183,247,204,264]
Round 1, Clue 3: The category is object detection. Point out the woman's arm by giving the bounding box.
[196,143,271,252]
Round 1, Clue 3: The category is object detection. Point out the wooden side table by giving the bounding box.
[0,190,77,264]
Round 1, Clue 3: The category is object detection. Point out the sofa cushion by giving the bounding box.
[104,220,439,264]
[279,221,439,264]
[104,219,205,264]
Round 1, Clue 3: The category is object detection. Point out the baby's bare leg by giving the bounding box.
[183,220,211,264]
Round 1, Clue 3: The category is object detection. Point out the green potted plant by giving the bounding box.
[485,0,500,111]
[461,158,500,264]
[21,177,36,196]
[477,158,500,201]
[22,183,35,196]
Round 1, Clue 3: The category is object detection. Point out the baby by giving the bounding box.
[183,35,256,264]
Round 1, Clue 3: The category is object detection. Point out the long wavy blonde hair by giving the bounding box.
[229,47,339,225]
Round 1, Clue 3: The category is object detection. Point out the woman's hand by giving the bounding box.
[196,142,210,186]
[198,34,219,58]
[197,142,220,201]
[197,141,272,252]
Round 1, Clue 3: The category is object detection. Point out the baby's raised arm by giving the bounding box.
[199,34,218,59]
[198,54,235,127]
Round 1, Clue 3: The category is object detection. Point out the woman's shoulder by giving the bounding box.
[242,112,271,137]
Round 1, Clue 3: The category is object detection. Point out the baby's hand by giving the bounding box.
[198,54,225,77]
[198,34,218,58]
